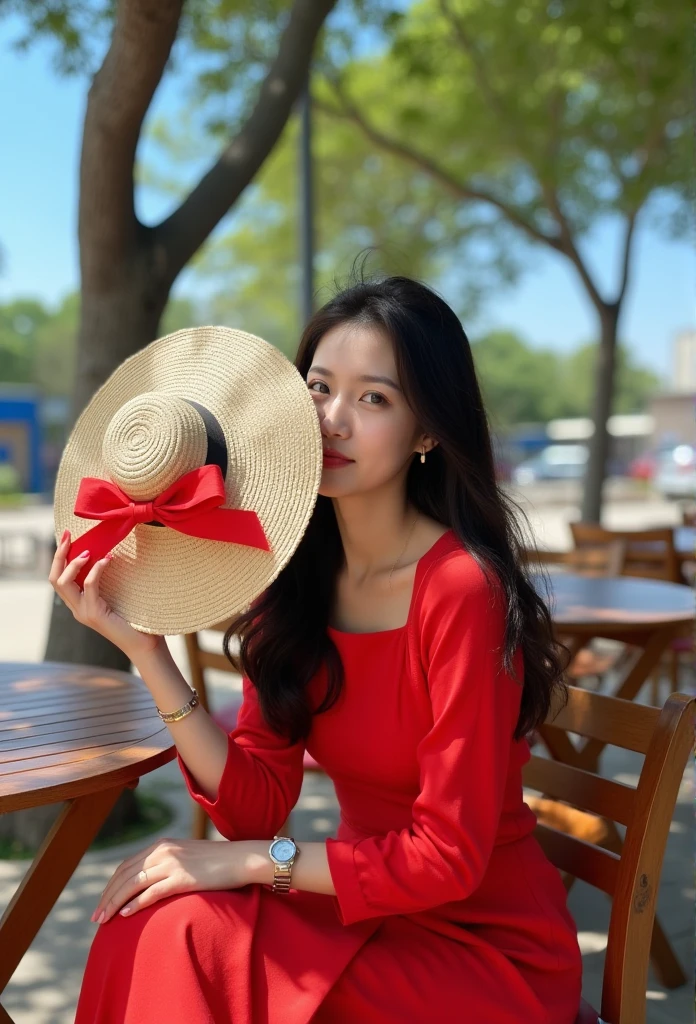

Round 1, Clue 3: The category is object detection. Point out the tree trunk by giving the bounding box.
[45,260,168,667]
[580,303,620,523]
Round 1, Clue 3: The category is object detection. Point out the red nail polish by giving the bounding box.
[61,529,69,544]
[78,550,90,559]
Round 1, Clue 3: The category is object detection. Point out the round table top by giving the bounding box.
[0,661,175,812]
[532,572,695,632]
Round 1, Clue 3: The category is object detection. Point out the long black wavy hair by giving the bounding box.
[224,271,568,744]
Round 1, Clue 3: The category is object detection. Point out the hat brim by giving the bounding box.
[54,326,323,635]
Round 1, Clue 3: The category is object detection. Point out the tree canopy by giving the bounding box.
[0,293,661,429]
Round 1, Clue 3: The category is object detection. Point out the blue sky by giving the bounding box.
[0,14,693,384]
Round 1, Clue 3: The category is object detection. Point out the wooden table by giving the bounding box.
[532,573,695,770]
[0,662,175,1023]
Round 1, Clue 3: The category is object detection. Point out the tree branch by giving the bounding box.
[438,0,615,312]
[541,184,606,308]
[157,0,338,282]
[314,89,564,255]
[79,0,184,288]
[615,209,638,308]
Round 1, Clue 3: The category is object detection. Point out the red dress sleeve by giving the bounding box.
[177,674,305,841]
[325,552,524,925]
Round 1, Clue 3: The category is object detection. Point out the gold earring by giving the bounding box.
[420,446,426,464]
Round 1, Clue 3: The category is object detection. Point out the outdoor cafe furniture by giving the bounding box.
[568,524,696,696]
[568,523,684,584]
[524,685,695,1023]
[532,573,694,761]
[0,661,175,1024]
[525,525,696,585]
[527,571,693,999]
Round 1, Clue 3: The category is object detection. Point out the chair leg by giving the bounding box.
[649,913,688,989]
[670,648,679,691]
[192,802,211,841]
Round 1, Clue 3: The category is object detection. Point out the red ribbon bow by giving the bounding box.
[66,464,270,588]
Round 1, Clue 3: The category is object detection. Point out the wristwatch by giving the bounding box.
[268,835,299,893]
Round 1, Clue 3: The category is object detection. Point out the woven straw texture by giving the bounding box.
[54,326,323,635]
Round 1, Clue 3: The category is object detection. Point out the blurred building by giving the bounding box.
[0,386,43,493]
[672,329,696,392]
[649,393,696,448]
[0,386,70,495]
[647,329,696,448]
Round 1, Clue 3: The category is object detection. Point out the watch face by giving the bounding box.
[270,838,295,863]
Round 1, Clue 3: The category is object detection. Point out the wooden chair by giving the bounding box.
[524,685,694,1023]
[568,523,681,584]
[681,506,696,527]
[521,544,567,568]
[184,622,325,840]
[569,524,691,701]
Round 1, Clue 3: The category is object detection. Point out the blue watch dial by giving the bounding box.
[271,839,295,862]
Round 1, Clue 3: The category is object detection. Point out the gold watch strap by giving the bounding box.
[272,862,293,893]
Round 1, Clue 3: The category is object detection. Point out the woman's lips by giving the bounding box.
[322,452,354,469]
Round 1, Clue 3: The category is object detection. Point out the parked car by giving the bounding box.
[628,452,658,481]
[511,444,589,485]
[653,445,696,500]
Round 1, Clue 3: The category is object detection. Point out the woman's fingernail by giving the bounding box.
[61,529,70,544]
[105,553,114,561]
[120,906,132,916]
[78,550,90,559]
[97,910,105,924]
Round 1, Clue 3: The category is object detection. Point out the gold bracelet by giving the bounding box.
[156,687,200,723]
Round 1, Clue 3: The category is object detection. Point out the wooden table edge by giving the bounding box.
[0,737,176,814]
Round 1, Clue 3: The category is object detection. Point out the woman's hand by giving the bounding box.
[49,528,166,664]
[91,837,268,924]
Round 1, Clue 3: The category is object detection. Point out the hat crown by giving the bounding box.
[102,393,208,501]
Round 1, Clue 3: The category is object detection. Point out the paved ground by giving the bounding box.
[0,490,693,1022]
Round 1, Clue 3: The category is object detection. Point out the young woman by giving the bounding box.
[54,273,582,1023]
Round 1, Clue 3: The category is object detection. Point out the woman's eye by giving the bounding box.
[364,392,386,405]
[307,382,387,406]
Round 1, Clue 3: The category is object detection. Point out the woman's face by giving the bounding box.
[307,322,426,497]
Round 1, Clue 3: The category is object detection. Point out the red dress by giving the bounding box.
[75,528,582,1023]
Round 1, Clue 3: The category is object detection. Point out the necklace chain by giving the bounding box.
[388,511,419,592]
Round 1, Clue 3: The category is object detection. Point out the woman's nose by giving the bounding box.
[318,399,350,437]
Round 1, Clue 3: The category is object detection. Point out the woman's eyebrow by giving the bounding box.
[308,365,402,393]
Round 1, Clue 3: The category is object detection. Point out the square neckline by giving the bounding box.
[326,527,456,637]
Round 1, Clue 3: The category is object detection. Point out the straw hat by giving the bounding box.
[54,326,323,635]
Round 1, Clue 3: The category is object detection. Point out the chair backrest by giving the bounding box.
[569,522,681,583]
[682,506,696,527]
[521,545,567,567]
[563,539,627,578]
[523,686,695,1024]
[183,617,239,714]
[521,540,626,578]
